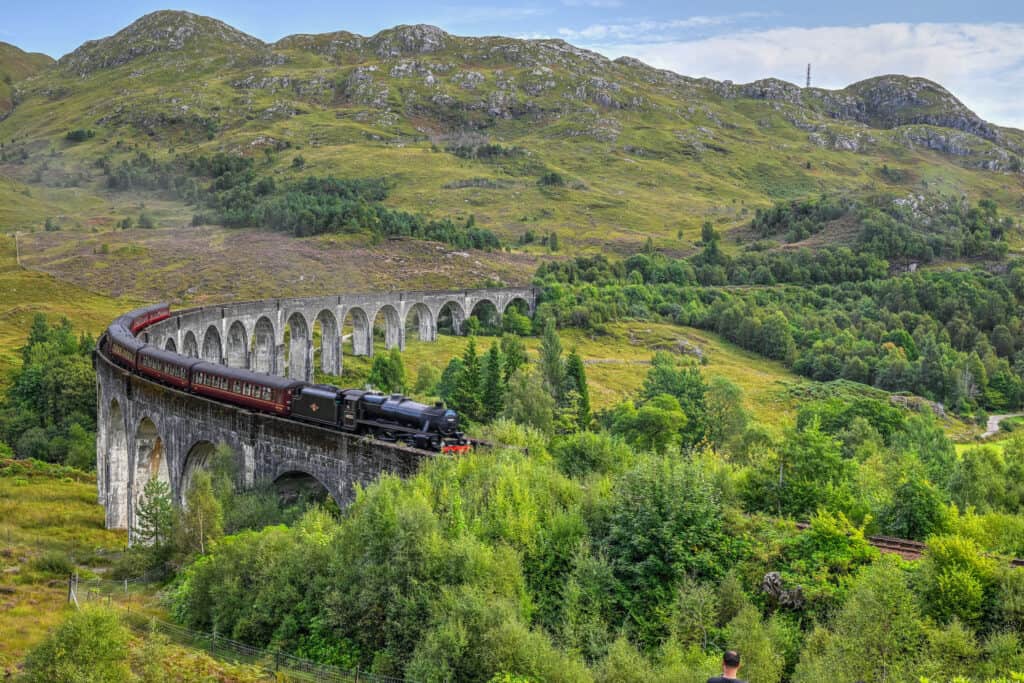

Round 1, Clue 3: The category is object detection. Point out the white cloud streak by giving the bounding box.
[582,22,1024,129]
[557,13,765,41]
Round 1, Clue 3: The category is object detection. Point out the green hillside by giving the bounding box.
[0,10,1021,257]
[0,41,53,115]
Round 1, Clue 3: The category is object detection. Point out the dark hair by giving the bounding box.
[724,650,741,667]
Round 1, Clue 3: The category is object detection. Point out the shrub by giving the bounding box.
[23,607,132,682]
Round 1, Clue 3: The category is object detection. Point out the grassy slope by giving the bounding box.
[0,41,53,114]
[0,465,124,668]
[0,233,132,376]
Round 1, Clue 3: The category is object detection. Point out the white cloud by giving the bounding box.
[585,22,1024,128]
[557,13,765,42]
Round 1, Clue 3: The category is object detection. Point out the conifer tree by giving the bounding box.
[135,478,173,550]
[564,349,590,429]
[452,337,483,422]
[482,343,505,421]
[539,319,564,402]
[500,333,527,382]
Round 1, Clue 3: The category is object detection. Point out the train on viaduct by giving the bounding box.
[95,288,536,539]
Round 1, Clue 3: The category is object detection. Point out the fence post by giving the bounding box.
[67,573,73,604]
[124,578,128,595]
[274,650,280,672]
[211,627,217,656]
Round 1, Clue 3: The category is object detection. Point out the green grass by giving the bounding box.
[0,462,126,668]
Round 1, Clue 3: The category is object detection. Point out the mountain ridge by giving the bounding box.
[0,9,1021,251]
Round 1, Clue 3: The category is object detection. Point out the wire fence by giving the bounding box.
[68,573,410,683]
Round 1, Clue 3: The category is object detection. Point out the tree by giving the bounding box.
[563,349,590,429]
[175,469,223,557]
[539,320,564,401]
[451,337,483,422]
[503,367,554,434]
[602,456,725,647]
[704,376,747,451]
[792,558,926,683]
[135,478,174,552]
[500,334,527,383]
[610,395,687,454]
[882,478,950,540]
[414,364,441,395]
[369,347,406,393]
[481,343,505,422]
[23,607,132,683]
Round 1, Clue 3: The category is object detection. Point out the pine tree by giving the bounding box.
[481,343,505,421]
[452,337,483,422]
[500,333,527,382]
[539,319,564,402]
[564,349,590,429]
[135,478,173,549]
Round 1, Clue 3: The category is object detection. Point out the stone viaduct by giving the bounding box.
[95,288,536,538]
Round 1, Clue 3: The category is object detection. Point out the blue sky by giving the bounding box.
[5,1,1024,126]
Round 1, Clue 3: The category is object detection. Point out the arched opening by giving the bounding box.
[468,299,501,335]
[504,297,531,317]
[250,316,276,375]
[372,305,402,353]
[106,399,130,529]
[132,417,170,538]
[202,325,222,364]
[273,471,332,507]
[183,331,199,358]
[180,440,217,505]
[164,337,177,353]
[314,310,340,377]
[405,303,436,343]
[225,321,249,369]
[341,307,371,357]
[437,301,467,336]
[285,312,311,381]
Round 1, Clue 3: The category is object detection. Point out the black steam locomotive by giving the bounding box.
[102,303,469,452]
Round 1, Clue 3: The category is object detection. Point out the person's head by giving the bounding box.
[723,650,741,675]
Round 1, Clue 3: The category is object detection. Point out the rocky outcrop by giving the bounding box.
[59,10,265,76]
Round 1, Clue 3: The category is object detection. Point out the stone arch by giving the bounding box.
[251,316,276,375]
[468,298,501,333]
[504,296,531,316]
[342,307,371,357]
[404,302,436,343]
[106,399,130,529]
[164,337,177,352]
[132,416,169,538]
[272,470,333,507]
[180,440,217,505]
[372,304,403,352]
[201,326,222,364]
[285,312,311,381]
[436,300,467,335]
[314,309,340,376]
[183,330,199,358]
[225,321,249,369]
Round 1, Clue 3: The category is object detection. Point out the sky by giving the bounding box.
[4,1,1024,127]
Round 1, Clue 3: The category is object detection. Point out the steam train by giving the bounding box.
[101,303,470,452]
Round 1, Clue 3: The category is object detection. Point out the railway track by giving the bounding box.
[793,522,1024,566]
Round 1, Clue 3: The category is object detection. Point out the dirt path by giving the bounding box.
[982,413,1024,438]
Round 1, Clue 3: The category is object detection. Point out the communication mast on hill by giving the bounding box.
[806,63,812,88]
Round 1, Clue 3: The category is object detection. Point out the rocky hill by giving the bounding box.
[0,10,1021,250]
